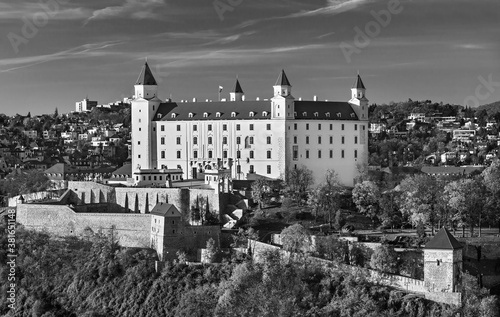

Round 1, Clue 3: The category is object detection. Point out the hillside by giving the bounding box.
[1,223,497,316]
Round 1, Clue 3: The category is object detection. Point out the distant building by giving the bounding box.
[75,98,98,112]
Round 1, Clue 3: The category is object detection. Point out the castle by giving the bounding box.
[130,62,369,186]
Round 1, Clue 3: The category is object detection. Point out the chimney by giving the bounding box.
[299,97,302,101]
[193,98,197,102]
[256,97,260,101]
[314,95,318,101]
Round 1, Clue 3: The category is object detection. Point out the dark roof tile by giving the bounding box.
[425,227,463,250]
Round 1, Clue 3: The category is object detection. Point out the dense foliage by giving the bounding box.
[3,223,494,317]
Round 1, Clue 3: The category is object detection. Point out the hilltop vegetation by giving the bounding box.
[1,223,497,317]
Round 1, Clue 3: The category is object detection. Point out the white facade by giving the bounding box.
[131,63,369,186]
[75,98,98,112]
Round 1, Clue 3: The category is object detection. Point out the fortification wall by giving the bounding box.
[16,204,151,248]
[249,239,460,306]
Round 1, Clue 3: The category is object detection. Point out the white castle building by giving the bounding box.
[131,62,368,186]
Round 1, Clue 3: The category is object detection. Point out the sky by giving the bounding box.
[0,0,499,115]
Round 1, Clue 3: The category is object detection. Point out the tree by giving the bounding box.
[352,180,380,227]
[480,159,500,232]
[285,165,313,204]
[205,238,219,263]
[370,244,398,274]
[444,177,488,237]
[280,224,311,254]
[250,178,272,209]
[308,170,347,227]
[397,174,444,233]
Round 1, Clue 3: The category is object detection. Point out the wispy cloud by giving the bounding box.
[85,0,165,25]
[0,1,88,20]
[454,44,490,50]
[235,0,374,29]
[287,0,374,18]
[0,41,125,73]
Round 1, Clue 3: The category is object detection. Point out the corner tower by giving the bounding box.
[131,61,162,172]
[424,228,463,293]
[349,73,368,120]
[271,69,294,119]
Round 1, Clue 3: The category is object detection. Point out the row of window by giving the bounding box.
[293,123,365,131]
[160,150,274,160]
[158,123,365,132]
[234,164,272,174]
[295,135,358,145]
[159,135,274,146]
[292,148,358,160]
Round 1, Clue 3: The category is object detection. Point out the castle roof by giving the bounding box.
[151,203,180,217]
[232,79,244,93]
[275,69,291,86]
[154,100,358,121]
[425,227,463,250]
[353,74,366,89]
[135,62,157,86]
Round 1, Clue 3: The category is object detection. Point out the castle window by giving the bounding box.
[330,150,333,158]
[249,136,254,144]
[236,137,241,144]
[341,124,345,131]
[250,151,254,159]
[318,124,321,130]
[306,136,309,144]
[204,112,209,118]
[249,112,255,117]
[194,150,198,158]
[293,136,297,144]
[267,124,271,130]
[161,151,165,159]
[193,125,197,131]
[161,137,165,145]
[267,151,271,159]
[237,150,241,158]
[208,124,212,131]
[250,124,254,131]
[437,259,441,266]
[326,112,330,118]
[306,150,309,159]
[351,113,356,118]
[354,150,358,158]
[223,124,227,131]
[161,125,165,131]
[337,113,342,118]
[355,136,358,144]
[231,112,237,117]
[177,125,181,131]
[177,151,181,158]
[138,141,141,145]
[236,124,240,131]
[267,165,271,174]
[318,136,321,144]
[188,113,194,118]
[208,151,213,158]
[314,112,319,117]
[318,150,321,158]
[302,112,307,117]
[294,123,297,130]
[157,113,162,119]
[216,112,222,117]
[342,136,345,144]
[355,124,358,131]
[208,137,212,144]
[262,111,268,116]
[267,136,271,144]
[193,137,198,145]
[223,151,228,158]
[341,150,345,158]
[176,137,181,145]
[223,137,227,144]
[171,113,177,118]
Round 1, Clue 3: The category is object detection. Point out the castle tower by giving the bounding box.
[271,69,294,119]
[348,73,368,120]
[230,79,244,101]
[131,61,162,172]
[424,228,463,293]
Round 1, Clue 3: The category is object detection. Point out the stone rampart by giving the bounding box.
[16,204,151,248]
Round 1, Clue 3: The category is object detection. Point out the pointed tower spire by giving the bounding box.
[275,69,292,86]
[230,78,244,101]
[135,61,158,86]
[353,73,366,89]
[273,69,292,97]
